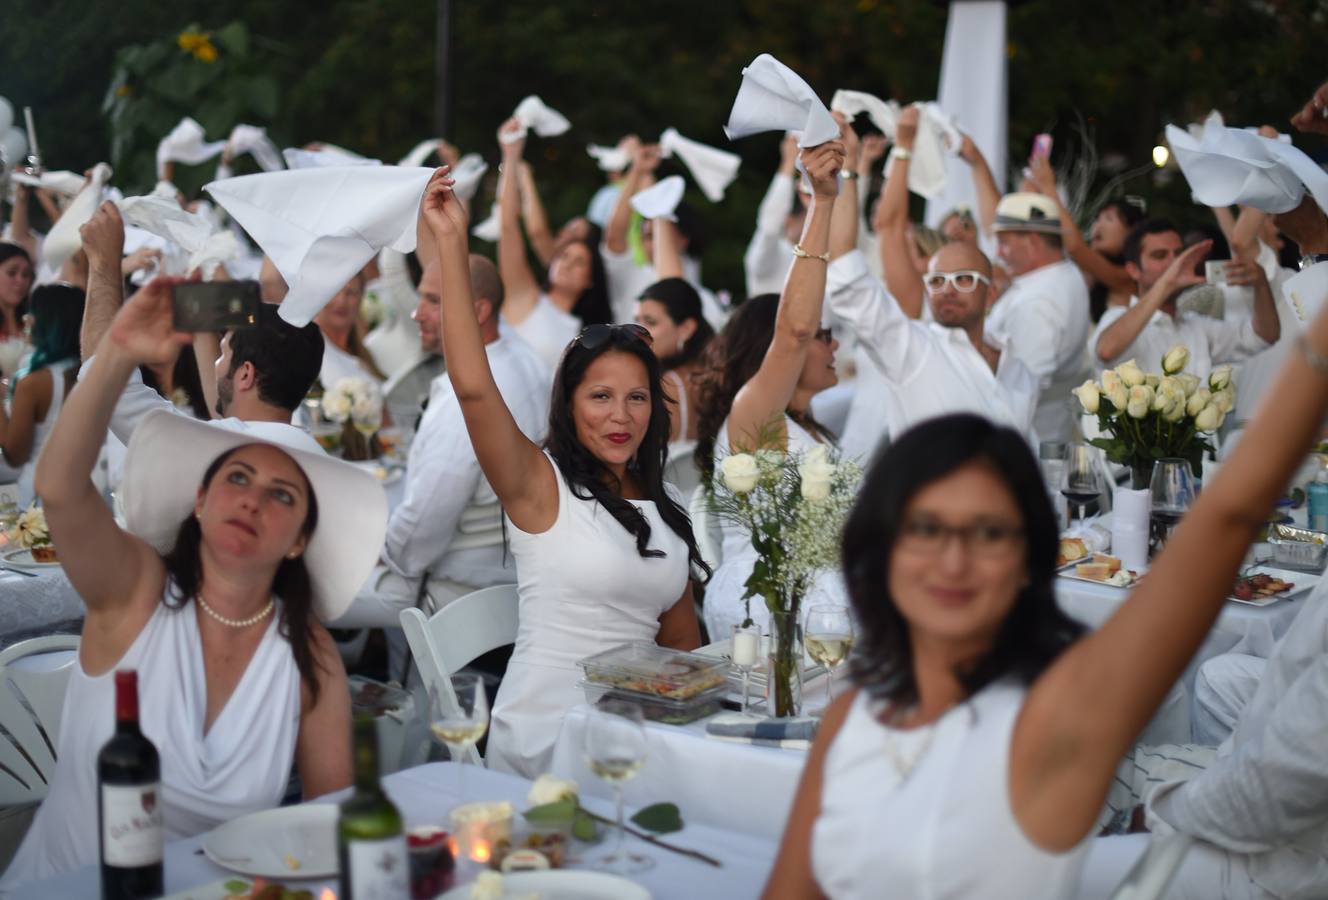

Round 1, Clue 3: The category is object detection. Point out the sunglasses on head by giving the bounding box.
[575,323,654,350]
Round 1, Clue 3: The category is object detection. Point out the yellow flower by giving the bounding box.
[116,84,133,98]
[177,30,218,63]
[194,40,218,63]
[177,30,206,51]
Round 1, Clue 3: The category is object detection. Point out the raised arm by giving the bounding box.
[518,162,557,268]
[652,217,685,280]
[604,142,659,256]
[1224,255,1280,346]
[0,372,43,466]
[829,114,862,260]
[727,141,844,451]
[6,182,39,262]
[875,107,925,318]
[420,168,557,533]
[1013,286,1328,850]
[1094,240,1211,363]
[496,120,542,324]
[78,202,126,361]
[1029,156,1134,294]
[957,133,1000,237]
[1229,205,1267,261]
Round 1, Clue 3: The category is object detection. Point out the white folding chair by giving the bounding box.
[688,484,723,572]
[664,443,702,501]
[399,584,519,766]
[1108,832,1195,900]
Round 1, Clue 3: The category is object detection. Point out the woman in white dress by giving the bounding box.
[496,119,611,373]
[418,167,709,777]
[315,272,387,388]
[1,277,387,888]
[633,277,714,444]
[764,284,1328,897]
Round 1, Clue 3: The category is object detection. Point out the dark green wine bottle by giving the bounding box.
[337,716,408,900]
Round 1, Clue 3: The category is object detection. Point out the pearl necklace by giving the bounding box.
[196,595,275,629]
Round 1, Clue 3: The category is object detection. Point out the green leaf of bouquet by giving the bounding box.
[523,798,576,823]
[630,802,683,834]
[573,809,598,842]
[223,880,250,893]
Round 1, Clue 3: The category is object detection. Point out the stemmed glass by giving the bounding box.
[1150,458,1197,549]
[584,700,652,874]
[1060,442,1103,525]
[428,673,489,808]
[730,623,762,715]
[804,605,854,707]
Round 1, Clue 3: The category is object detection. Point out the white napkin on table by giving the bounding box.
[630,175,685,221]
[225,124,284,172]
[282,146,382,170]
[42,162,112,270]
[723,53,839,148]
[659,128,740,202]
[156,117,226,179]
[204,166,432,326]
[587,143,631,172]
[500,95,571,144]
[10,170,85,196]
[831,89,899,138]
[1166,120,1328,215]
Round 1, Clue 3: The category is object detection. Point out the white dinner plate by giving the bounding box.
[1228,566,1319,606]
[439,870,652,900]
[201,803,338,878]
[1,548,60,569]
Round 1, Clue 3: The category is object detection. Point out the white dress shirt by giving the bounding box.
[826,250,1040,460]
[984,258,1091,442]
[1091,300,1271,378]
[744,173,797,298]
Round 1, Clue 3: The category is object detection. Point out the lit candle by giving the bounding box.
[732,630,759,667]
[470,838,492,864]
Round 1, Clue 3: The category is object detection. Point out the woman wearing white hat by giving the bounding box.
[1,277,388,888]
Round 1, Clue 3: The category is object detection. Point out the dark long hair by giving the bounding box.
[21,283,83,376]
[0,243,33,334]
[141,345,210,420]
[545,329,710,582]
[161,447,326,704]
[1089,199,1147,321]
[842,414,1084,708]
[638,278,714,369]
[547,234,611,326]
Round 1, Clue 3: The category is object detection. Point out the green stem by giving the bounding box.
[581,810,723,867]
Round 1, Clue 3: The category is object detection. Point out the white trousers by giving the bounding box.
[1192,653,1266,746]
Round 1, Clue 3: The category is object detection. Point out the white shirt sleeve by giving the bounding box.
[825,249,916,382]
[1001,294,1067,388]
[1200,316,1272,365]
[1089,305,1130,368]
[78,357,183,447]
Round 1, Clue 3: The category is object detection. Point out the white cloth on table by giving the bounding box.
[1193,653,1265,747]
[1,596,299,891]
[826,249,1039,453]
[319,337,381,389]
[1091,299,1271,378]
[505,294,580,373]
[486,454,690,778]
[811,683,1089,899]
[744,173,796,298]
[14,359,76,506]
[984,258,1090,443]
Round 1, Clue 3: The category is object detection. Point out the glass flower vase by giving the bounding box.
[766,609,803,718]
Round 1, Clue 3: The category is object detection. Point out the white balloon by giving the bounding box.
[0,127,28,167]
[0,98,13,136]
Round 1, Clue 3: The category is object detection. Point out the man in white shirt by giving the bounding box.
[335,255,549,676]
[1092,218,1279,377]
[744,133,806,298]
[987,192,1092,442]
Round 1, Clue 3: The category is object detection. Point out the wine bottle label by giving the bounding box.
[101,783,163,867]
[347,835,408,900]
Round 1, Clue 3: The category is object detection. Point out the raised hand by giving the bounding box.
[420,166,466,241]
[79,201,126,270]
[860,134,888,169]
[123,247,162,276]
[779,131,801,175]
[632,143,663,175]
[800,141,846,200]
[1290,81,1328,136]
[895,105,919,152]
[1029,155,1058,197]
[958,133,982,165]
[107,277,193,364]
[498,117,525,160]
[1273,195,1328,254]
[1223,257,1268,289]
[1159,240,1213,293]
[833,112,860,170]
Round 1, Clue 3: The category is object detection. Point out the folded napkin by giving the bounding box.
[831,89,900,139]
[282,146,382,170]
[1166,117,1328,215]
[588,143,631,172]
[156,117,227,179]
[887,103,962,199]
[723,53,839,148]
[187,230,242,279]
[705,714,817,750]
[450,153,489,202]
[117,192,215,254]
[630,175,685,221]
[205,166,432,326]
[43,162,112,270]
[659,128,740,202]
[226,124,284,172]
[501,95,571,144]
[10,169,85,196]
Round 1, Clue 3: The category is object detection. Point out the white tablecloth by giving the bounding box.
[0,566,85,648]
[12,762,777,900]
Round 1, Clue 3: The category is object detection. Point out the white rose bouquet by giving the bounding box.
[320,377,385,460]
[1072,345,1233,487]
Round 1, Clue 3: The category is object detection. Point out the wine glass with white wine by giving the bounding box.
[428,673,489,809]
[585,700,652,874]
[805,605,854,707]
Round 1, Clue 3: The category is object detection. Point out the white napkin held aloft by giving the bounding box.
[659,128,740,202]
[204,166,433,326]
[830,89,900,139]
[449,153,489,202]
[471,204,500,243]
[630,175,685,221]
[500,95,571,144]
[226,124,284,173]
[117,193,214,253]
[883,103,962,200]
[398,139,444,168]
[587,143,631,172]
[42,162,112,270]
[156,117,227,179]
[723,53,839,148]
[1166,118,1328,215]
[10,170,85,196]
[282,146,382,170]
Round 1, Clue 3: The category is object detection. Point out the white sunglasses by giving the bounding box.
[922,270,992,294]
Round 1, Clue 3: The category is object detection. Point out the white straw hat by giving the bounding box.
[120,411,387,621]
[992,192,1063,234]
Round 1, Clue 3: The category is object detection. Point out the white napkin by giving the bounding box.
[500,95,571,144]
[471,204,500,242]
[282,147,382,169]
[116,192,215,253]
[187,229,242,279]
[449,153,489,202]
[587,143,631,172]
[1283,262,1328,325]
[398,139,443,168]
[10,170,85,196]
[630,175,685,221]
[43,162,112,270]
[1165,121,1328,215]
[156,117,227,179]
[890,103,963,200]
[659,128,740,202]
[204,166,433,326]
[723,53,839,148]
[830,89,899,138]
[225,124,284,172]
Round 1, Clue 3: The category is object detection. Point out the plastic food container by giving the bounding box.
[1268,536,1328,570]
[578,681,727,725]
[579,641,729,700]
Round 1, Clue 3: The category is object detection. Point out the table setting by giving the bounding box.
[0,501,85,647]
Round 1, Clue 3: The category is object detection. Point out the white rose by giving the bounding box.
[1144,373,1161,388]
[321,391,352,423]
[799,448,836,502]
[1211,388,1235,414]
[527,774,578,806]
[1195,403,1223,432]
[1100,369,1124,394]
[1117,359,1146,387]
[720,453,761,494]
[1163,394,1186,423]
[351,392,383,429]
[1186,388,1212,418]
[1177,374,1201,397]
[1072,380,1100,414]
[1209,366,1234,392]
[1106,384,1128,412]
[1161,344,1190,375]
[1125,385,1152,419]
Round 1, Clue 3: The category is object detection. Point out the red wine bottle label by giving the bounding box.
[346,836,408,900]
[101,783,164,867]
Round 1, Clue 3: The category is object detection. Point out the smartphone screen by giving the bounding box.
[1031,133,1053,161]
[171,281,261,332]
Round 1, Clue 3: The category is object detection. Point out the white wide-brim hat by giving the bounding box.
[120,410,388,622]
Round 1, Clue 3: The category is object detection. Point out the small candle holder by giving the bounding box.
[731,623,762,716]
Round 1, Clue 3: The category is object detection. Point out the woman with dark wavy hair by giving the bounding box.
[0,243,33,344]
[763,278,1328,897]
[634,277,714,444]
[420,166,710,777]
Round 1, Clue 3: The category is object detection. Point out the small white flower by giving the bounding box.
[1106,384,1128,412]
[1072,380,1100,414]
[1161,344,1190,375]
[1125,385,1152,419]
[1117,359,1146,387]
[1211,388,1235,414]
[798,447,836,502]
[10,504,50,550]
[1101,369,1124,394]
[1208,365,1234,392]
[1195,403,1223,432]
[1177,374,1202,397]
[1186,388,1212,418]
[720,453,761,494]
[527,774,578,806]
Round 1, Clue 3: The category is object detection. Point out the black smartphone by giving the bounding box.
[171,281,261,332]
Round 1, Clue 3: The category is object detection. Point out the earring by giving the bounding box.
[677,337,685,354]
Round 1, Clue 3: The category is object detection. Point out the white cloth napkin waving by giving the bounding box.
[156,117,227,179]
[282,146,382,170]
[10,170,85,196]
[449,153,489,202]
[204,166,432,326]
[723,54,839,148]
[659,128,740,202]
[830,89,900,139]
[587,143,631,172]
[500,95,571,144]
[630,175,685,221]
[226,124,284,173]
[1165,120,1328,214]
[43,162,112,270]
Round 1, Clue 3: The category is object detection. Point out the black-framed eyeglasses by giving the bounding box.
[898,517,1025,558]
[575,323,654,350]
[814,327,834,345]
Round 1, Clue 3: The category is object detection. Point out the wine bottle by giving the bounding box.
[98,670,163,900]
[338,716,408,900]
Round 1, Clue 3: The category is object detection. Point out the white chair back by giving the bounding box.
[1108,833,1194,900]
[665,443,702,501]
[0,635,80,807]
[399,584,520,766]
[689,484,723,572]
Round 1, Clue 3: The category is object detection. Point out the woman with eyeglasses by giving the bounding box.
[417,167,710,778]
[763,279,1328,897]
[693,137,847,641]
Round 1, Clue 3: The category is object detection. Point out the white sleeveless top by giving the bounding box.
[16,359,77,506]
[507,295,581,373]
[485,453,690,778]
[811,684,1089,900]
[2,595,301,890]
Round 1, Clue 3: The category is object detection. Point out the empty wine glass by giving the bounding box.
[804,605,854,707]
[584,700,652,874]
[1061,443,1103,525]
[730,623,761,715]
[428,673,489,808]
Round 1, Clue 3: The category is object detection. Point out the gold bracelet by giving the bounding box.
[1299,335,1328,378]
[792,244,830,263]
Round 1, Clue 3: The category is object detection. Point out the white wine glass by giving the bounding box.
[428,673,489,808]
[804,605,854,707]
[584,700,652,874]
[730,623,761,715]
